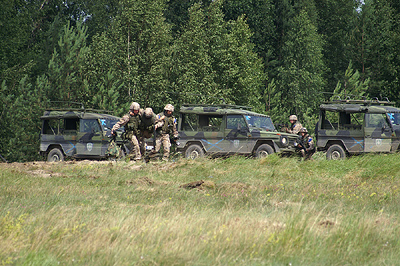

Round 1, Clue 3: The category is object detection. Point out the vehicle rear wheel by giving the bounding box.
[47,148,64,162]
[185,144,204,160]
[255,144,274,158]
[326,144,346,160]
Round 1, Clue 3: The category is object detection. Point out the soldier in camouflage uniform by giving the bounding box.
[286,115,303,135]
[139,107,156,155]
[149,104,179,161]
[296,127,315,160]
[111,102,142,161]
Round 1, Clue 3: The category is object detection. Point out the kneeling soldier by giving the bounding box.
[295,127,315,160]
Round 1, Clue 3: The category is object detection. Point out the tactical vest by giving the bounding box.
[162,116,175,134]
[140,116,155,131]
[125,114,140,137]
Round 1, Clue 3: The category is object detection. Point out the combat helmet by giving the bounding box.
[289,115,298,121]
[164,104,174,112]
[144,107,154,118]
[130,102,140,111]
[300,127,308,133]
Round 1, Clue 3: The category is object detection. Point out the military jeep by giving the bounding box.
[39,107,126,162]
[176,104,299,159]
[316,99,400,160]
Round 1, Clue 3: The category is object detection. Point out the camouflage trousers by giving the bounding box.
[151,133,171,159]
[138,136,146,156]
[300,149,315,160]
[129,134,142,160]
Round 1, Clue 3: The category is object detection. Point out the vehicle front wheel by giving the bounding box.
[47,148,64,162]
[185,144,205,160]
[326,144,346,160]
[255,144,274,158]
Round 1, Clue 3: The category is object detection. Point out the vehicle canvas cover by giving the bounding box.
[319,103,388,114]
[40,109,122,159]
[178,104,298,155]
[317,101,400,155]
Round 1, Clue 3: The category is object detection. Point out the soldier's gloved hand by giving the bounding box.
[111,130,116,136]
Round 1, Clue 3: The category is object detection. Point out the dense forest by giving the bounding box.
[1,0,400,162]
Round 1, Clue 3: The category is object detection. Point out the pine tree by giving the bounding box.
[46,21,90,103]
[206,1,265,110]
[270,4,326,124]
[222,0,276,70]
[315,0,357,92]
[357,1,400,104]
[89,0,173,111]
[170,3,216,105]
[0,75,49,162]
[333,61,369,100]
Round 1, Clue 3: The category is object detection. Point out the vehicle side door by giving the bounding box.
[364,113,392,152]
[76,119,103,156]
[62,118,79,156]
[222,115,250,153]
[197,115,224,154]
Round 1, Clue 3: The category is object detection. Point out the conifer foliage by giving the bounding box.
[1,0,400,161]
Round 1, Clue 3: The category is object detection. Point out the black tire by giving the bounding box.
[185,144,205,160]
[47,148,64,162]
[326,144,346,160]
[255,144,274,158]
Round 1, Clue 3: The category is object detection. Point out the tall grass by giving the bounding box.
[1,153,400,265]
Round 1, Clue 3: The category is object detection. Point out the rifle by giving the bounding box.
[294,136,307,152]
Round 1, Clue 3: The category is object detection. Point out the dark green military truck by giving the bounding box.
[176,104,299,159]
[40,108,125,162]
[316,99,400,160]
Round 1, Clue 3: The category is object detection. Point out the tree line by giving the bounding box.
[1,0,399,162]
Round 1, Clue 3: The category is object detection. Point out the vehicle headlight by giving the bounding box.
[281,136,288,145]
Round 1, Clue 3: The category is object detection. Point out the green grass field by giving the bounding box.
[1,153,400,265]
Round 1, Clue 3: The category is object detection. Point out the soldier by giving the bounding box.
[139,107,156,155]
[111,102,142,161]
[286,115,303,135]
[295,127,315,160]
[149,104,179,161]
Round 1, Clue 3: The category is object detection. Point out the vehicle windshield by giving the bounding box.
[387,112,400,126]
[99,119,122,131]
[244,115,276,131]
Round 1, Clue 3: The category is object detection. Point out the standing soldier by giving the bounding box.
[296,127,315,160]
[139,107,156,156]
[111,102,142,161]
[286,115,303,135]
[149,104,179,161]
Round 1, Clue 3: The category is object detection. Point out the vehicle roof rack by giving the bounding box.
[181,103,252,110]
[323,98,394,106]
[44,101,113,114]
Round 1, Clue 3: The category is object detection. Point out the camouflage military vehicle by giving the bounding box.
[176,104,299,159]
[316,99,400,160]
[40,107,126,162]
